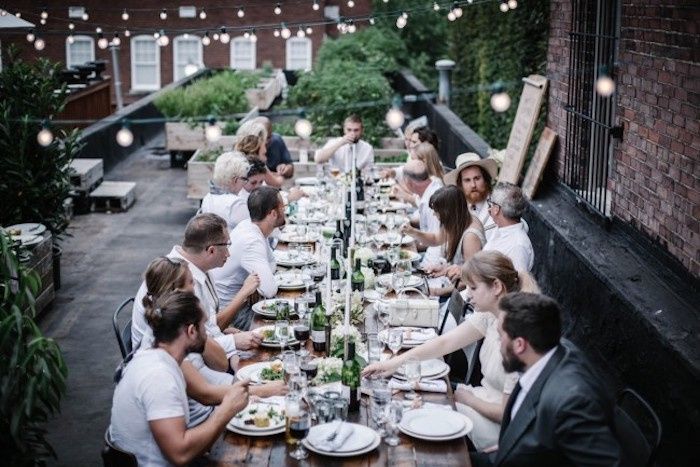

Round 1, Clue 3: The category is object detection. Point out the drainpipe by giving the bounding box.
[109,44,124,110]
[435,59,455,107]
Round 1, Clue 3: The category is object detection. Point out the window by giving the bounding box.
[230,37,255,70]
[130,35,160,91]
[285,37,312,71]
[173,35,203,81]
[65,35,94,69]
[563,0,620,217]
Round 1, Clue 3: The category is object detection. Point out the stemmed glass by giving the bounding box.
[384,400,404,447]
[370,377,391,437]
[282,350,299,384]
[403,358,421,401]
[285,394,311,460]
[387,328,403,358]
[393,259,412,291]
[376,302,391,331]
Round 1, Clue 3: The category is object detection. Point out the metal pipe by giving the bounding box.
[109,44,124,110]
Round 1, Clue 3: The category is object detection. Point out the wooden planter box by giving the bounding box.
[187,149,215,200]
[245,71,286,110]
[166,122,207,151]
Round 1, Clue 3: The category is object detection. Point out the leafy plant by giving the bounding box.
[0,231,68,465]
[315,27,407,75]
[0,50,83,238]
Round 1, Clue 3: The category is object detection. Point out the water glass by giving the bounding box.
[384,400,404,446]
[285,394,310,460]
[332,398,349,421]
[403,358,421,401]
[289,373,308,397]
[314,397,335,423]
[276,320,291,351]
[376,302,391,330]
[370,378,391,436]
[367,334,383,363]
[387,329,403,357]
[282,350,299,383]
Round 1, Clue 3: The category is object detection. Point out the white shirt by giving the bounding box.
[510,347,557,419]
[131,246,237,356]
[483,222,534,271]
[417,178,443,259]
[322,138,374,173]
[470,200,497,242]
[200,192,249,231]
[110,348,188,467]
[211,219,278,306]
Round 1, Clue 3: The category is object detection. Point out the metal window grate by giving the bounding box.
[563,0,619,217]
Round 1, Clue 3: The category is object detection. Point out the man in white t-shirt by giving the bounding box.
[110,291,249,466]
[402,159,443,259]
[314,114,374,173]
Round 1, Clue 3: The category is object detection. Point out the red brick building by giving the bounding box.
[0,1,372,105]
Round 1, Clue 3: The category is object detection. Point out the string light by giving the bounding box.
[116,121,134,147]
[199,8,207,19]
[273,29,280,37]
[112,33,121,47]
[454,4,464,17]
[26,30,35,43]
[274,3,282,15]
[312,1,320,11]
[306,26,313,35]
[219,28,230,44]
[15,12,21,18]
[237,7,245,18]
[68,23,75,30]
[82,12,89,21]
[205,117,222,143]
[95,27,102,34]
[121,9,129,21]
[124,29,131,37]
[213,32,220,41]
[37,121,53,146]
[153,31,160,39]
[348,0,355,7]
[447,10,457,21]
[508,0,518,9]
[67,34,75,44]
[250,29,257,43]
[157,31,169,47]
[596,74,615,97]
[202,32,211,45]
[490,83,511,112]
[385,108,405,130]
[294,118,313,139]
[500,2,509,12]
[281,24,291,39]
[97,34,109,49]
[433,2,441,11]
[347,20,357,33]
[160,8,167,20]
[34,37,45,50]
[396,13,407,29]
[40,18,46,25]
[369,17,376,25]
[243,30,250,39]
[297,27,305,38]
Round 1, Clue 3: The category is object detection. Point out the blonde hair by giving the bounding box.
[462,250,539,294]
[235,120,267,156]
[413,142,445,181]
[141,257,191,311]
[212,151,250,188]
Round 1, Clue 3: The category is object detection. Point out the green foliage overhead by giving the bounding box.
[0,51,82,238]
[0,231,68,465]
[154,70,260,119]
[448,0,550,148]
[315,27,407,75]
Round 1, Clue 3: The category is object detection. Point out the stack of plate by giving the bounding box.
[393,358,449,380]
[377,273,423,289]
[273,250,316,267]
[226,400,286,436]
[275,272,306,290]
[253,325,300,348]
[398,408,473,441]
[295,176,319,186]
[303,423,380,457]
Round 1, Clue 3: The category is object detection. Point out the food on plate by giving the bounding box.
[262,300,291,319]
[399,250,414,260]
[253,413,271,428]
[260,361,284,381]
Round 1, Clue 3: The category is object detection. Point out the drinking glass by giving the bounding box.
[384,400,404,447]
[285,394,310,460]
[367,334,383,363]
[294,318,310,343]
[403,358,421,401]
[289,373,308,397]
[301,266,314,299]
[376,302,391,330]
[332,398,349,421]
[380,193,390,214]
[282,349,299,384]
[387,329,403,357]
[386,245,401,270]
[370,378,391,437]
[385,213,396,232]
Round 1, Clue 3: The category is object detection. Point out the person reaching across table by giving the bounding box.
[314,114,374,173]
[363,250,539,451]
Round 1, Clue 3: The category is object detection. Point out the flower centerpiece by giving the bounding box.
[329,325,367,366]
[313,357,343,384]
[330,290,365,326]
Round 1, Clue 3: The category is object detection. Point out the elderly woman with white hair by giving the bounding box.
[235,120,284,188]
[200,151,251,230]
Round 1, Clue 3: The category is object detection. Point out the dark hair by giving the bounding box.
[429,186,472,261]
[414,126,439,151]
[344,114,363,127]
[145,291,204,344]
[499,292,561,353]
[182,213,228,253]
[404,166,430,182]
[142,257,190,310]
[248,185,281,222]
[247,158,268,178]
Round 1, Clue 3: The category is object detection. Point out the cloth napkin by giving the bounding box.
[308,421,355,451]
[403,328,437,344]
[388,378,447,393]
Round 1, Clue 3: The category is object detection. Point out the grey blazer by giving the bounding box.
[493,340,622,467]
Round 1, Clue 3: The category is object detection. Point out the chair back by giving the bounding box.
[112,297,135,359]
[101,428,137,467]
[614,388,662,467]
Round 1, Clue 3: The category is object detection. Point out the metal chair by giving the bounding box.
[101,428,137,467]
[614,388,662,467]
[112,297,135,359]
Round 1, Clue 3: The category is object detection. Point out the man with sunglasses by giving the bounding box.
[483,183,534,271]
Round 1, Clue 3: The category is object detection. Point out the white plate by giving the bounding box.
[6,223,47,235]
[273,250,317,267]
[275,272,306,290]
[394,358,449,379]
[385,201,412,211]
[252,299,293,318]
[277,232,319,244]
[236,361,279,382]
[296,176,319,186]
[11,234,43,247]
[303,423,380,457]
[363,289,384,302]
[226,401,286,436]
[377,273,423,289]
[378,327,439,349]
[399,408,473,440]
[254,325,300,348]
[373,232,414,246]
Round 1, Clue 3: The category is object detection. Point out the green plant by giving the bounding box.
[0,50,83,238]
[315,27,407,75]
[0,231,68,465]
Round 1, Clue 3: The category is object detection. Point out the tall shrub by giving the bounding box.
[315,27,406,75]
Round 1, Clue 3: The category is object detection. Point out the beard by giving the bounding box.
[188,329,207,354]
[501,342,526,373]
[466,188,488,205]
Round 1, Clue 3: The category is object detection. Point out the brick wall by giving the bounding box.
[546,0,700,276]
[0,1,372,105]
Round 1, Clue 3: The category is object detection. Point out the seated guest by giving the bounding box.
[363,251,540,452]
[392,142,445,205]
[410,125,440,152]
[235,120,284,188]
[254,116,294,178]
[132,214,261,357]
[483,292,621,466]
[110,291,250,466]
[381,120,432,179]
[200,151,250,230]
[401,159,443,258]
[483,183,534,271]
[212,186,285,330]
[314,114,374,172]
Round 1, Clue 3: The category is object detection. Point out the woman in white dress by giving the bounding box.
[363,250,539,451]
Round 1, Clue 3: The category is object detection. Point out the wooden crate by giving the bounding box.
[187,150,215,200]
[165,122,207,151]
[89,181,136,212]
[69,158,104,192]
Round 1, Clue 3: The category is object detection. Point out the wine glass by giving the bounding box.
[282,350,299,384]
[285,394,310,460]
[294,318,310,344]
[276,320,291,352]
[403,358,421,401]
[370,378,391,437]
[384,400,404,447]
[376,302,391,331]
[395,259,412,288]
[387,329,403,357]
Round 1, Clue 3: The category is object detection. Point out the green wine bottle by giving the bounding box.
[311,291,326,353]
[341,342,361,412]
[351,258,365,292]
[330,247,340,281]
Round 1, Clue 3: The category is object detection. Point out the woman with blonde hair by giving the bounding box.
[200,151,250,230]
[235,120,284,188]
[363,250,539,451]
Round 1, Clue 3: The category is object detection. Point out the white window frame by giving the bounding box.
[173,35,203,81]
[230,36,256,70]
[285,37,312,71]
[65,35,95,69]
[130,35,161,92]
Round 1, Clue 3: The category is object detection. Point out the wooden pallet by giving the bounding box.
[69,158,104,192]
[89,181,136,212]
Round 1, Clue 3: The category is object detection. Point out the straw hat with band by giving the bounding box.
[444,152,499,186]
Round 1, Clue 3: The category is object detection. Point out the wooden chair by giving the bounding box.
[112,297,135,359]
[101,428,137,467]
[614,388,662,467]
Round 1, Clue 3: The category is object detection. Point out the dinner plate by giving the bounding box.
[303,423,380,457]
[275,272,306,290]
[254,325,300,348]
[277,231,319,244]
[384,201,412,211]
[377,273,423,289]
[6,223,47,235]
[273,250,316,267]
[399,409,473,441]
[296,176,319,186]
[11,234,43,247]
[394,358,449,379]
[373,232,414,246]
[226,400,286,436]
[252,299,294,318]
[378,327,439,349]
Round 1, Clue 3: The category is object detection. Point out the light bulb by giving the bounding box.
[447,11,456,21]
[98,37,109,49]
[116,126,134,147]
[202,34,211,45]
[385,108,405,130]
[15,12,21,18]
[244,31,250,39]
[274,4,282,15]
[26,31,35,42]
[160,9,167,20]
[369,17,376,25]
[273,29,280,38]
[68,23,75,30]
[124,30,131,37]
[41,10,48,19]
[313,1,320,11]
[158,34,169,47]
[112,34,121,46]
[67,34,75,44]
[490,91,511,112]
[82,12,89,21]
[306,26,313,34]
[37,127,53,146]
[183,33,189,39]
[238,8,245,18]
[402,12,409,19]
[433,2,440,11]
[508,0,518,9]
[297,28,305,38]
[219,32,230,43]
[500,2,509,12]
[153,31,160,38]
[184,63,199,77]
[455,7,463,17]
[34,38,46,50]
[595,75,615,97]
[348,23,357,33]
[281,27,291,39]
[396,15,407,29]
[205,122,222,142]
[121,9,129,21]
[348,0,355,7]
[250,32,257,43]
[40,18,46,25]
[96,27,102,33]
[294,119,313,139]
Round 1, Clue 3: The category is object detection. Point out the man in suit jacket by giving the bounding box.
[472,292,622,466]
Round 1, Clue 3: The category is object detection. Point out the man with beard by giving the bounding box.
[445,153,499,241]
[314,114,374,173]
[212,186,285,330]
[476,292,621,467]
[109,291,249,466]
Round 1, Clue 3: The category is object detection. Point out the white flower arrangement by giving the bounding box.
[330,290,365,326]
[313,357,343,383]
[330,324,368,363]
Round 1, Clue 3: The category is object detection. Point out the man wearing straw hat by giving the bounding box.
[445,153,500,241]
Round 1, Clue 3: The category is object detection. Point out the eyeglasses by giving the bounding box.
[486,198,500,209]
[208,241,232,249]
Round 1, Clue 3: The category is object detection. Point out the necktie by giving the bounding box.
[500,381,522,435]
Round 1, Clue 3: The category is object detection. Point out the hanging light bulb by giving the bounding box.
[183,33,189,39]
[274,3,282,15]
[205,118,222,143]
[67,34,75,44]
[153,31,160,39]
[238,7,245,18]
[112,33,121,46]
[124,29,131,37]
[297,27,305,38]
[116,122,134,147]
[454,6,463,18]
[219,28,230,43]
[273,29,280,38]
[312,1,320,11]
[37,122,53,146]
[0,10,7,16]
[369,17,376,25]
[500,2,509,12]
[447,10,457,21]
[34,37,46,50]
[305,26,313,35]
[595,75,615,97]
[347,0,355,7]
[82,12,89,21]
[348,21,357,33]
[213,32,220,41]
[508,0,518,9]
[15,12,21,18]
[26,30,35,42]
[433,2,441,11]
[198,8,206,20]
[40,18,46,25]
[202,32,211,45]
[294,118,313,139]
[396,14,407,29]
[160,8,167,20]
[250,30,258,43]
[96,27,102,33]
[40,10,48,19]
[157,32,169,47]
[98,34,109,49]
[281,24,291,39]
[385,108,405,130]
[68,22,75,30]
[243,31,250,39]
[184,62,199,77]
[490,84,511,112]
[121,9,129,21]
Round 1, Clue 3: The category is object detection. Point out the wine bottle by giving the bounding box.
[310,291,326,352]
[351,258,365,292]
[330,247,340,281]
[341,342,361,412]
[355,168,365,202]
[333,219,344,244]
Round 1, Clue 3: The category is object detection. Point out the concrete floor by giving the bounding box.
[40,139,199,466]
